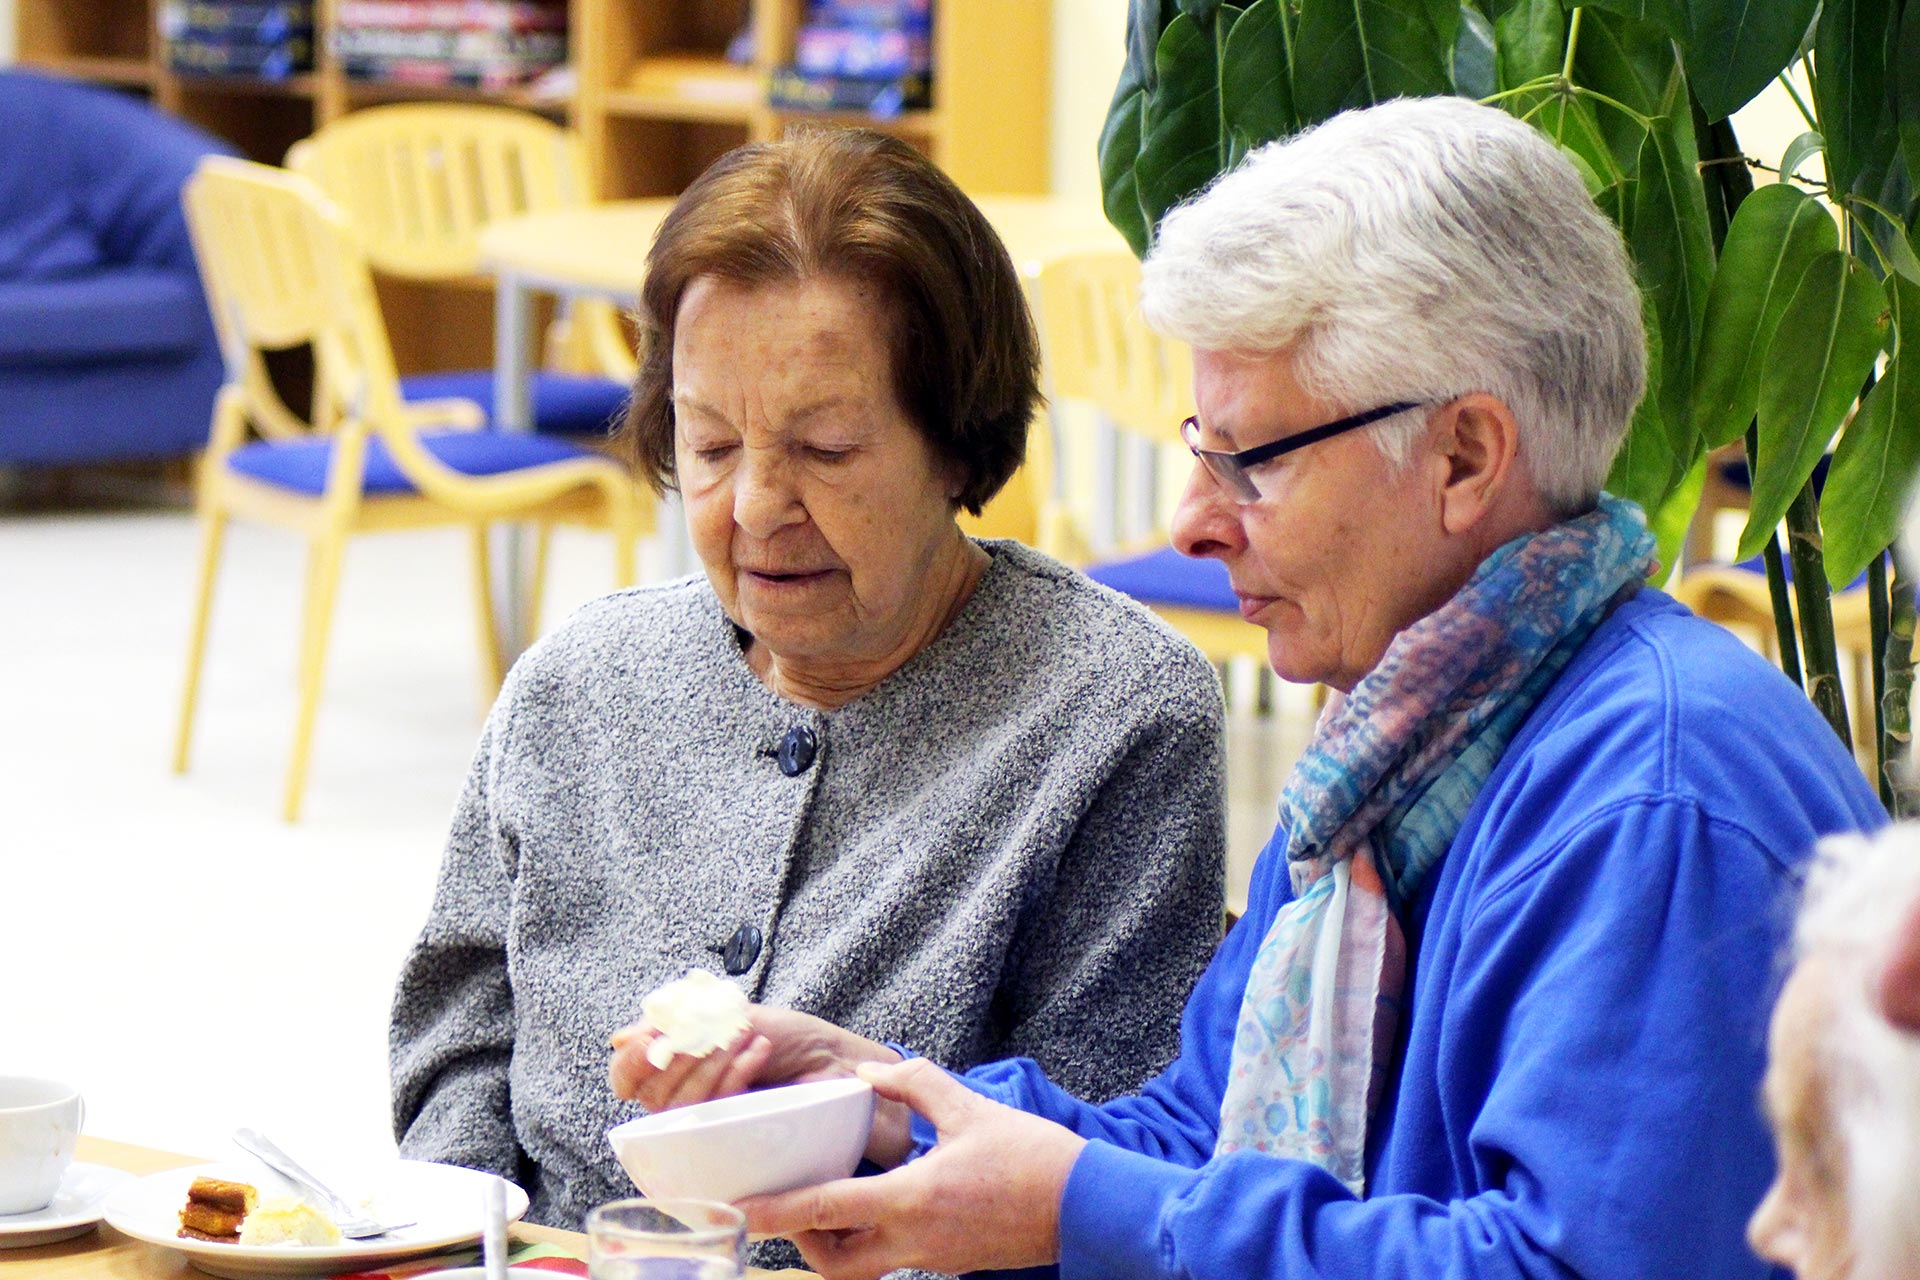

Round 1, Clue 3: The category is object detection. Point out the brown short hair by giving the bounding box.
[618,129,1041,514]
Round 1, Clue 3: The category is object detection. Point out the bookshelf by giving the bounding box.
[15,0,1052,370]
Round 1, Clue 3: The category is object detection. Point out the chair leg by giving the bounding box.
[469,522,505,695]
[528,521,553,639]
[172,509,230,774]
[284,528,347,822]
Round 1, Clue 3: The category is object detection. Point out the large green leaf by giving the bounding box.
[1576,0,1685,34]
[1740,251,1895,558]
[1100,88,1152,257]
[1813,0,1899,200]
[1453,4,1497,99]
[1629,122,1717,454]
[1821,276,1920,586]
[1691,185,1839,449]
[1607,296,1691,510]
[1898,4,1920,204]
[1222,0,1295,168]
[1136,10,1246,235]
[1647,448,1711,582]
[1573,10,1684,179]
[1101,0,1183,256]
[1291,0,1455,125]
[1494,0,1566,90]
[1682,0,1821,122]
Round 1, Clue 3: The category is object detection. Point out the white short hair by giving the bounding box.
[1795,826,1920,1280]
[1139,95,1645,514]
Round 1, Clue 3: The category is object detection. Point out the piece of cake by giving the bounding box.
[640,969,752,1069]
[178,1176,257,1244]
[237,1194,342,1246]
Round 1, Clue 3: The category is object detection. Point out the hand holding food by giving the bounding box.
[610,977,915,1166]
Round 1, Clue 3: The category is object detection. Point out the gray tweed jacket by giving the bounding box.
[390,540,1227,1231]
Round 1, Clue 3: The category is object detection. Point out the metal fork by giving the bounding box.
[232,1128,415,1239]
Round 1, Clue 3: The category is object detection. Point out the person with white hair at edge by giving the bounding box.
[1750,825,1920,1280]
[608,95,1886,1280]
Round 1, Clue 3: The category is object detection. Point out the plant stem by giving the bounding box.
[1562,7,1583,82]
[1784,479,1852,747]
[1749,427,1806,688]
[1885,546,1920,816]
[1871,549,1893,810]
[1568,85,1654,130]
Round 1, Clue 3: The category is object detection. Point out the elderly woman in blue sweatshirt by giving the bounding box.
[608,96,1884,1280]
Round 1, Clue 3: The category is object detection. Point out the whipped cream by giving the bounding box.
[236,1195,342,1246]
[640,969,751,1069]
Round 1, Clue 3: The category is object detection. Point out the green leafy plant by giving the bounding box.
[1103,0,1920,811]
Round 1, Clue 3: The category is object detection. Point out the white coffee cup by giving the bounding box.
[0,1077,84,1215]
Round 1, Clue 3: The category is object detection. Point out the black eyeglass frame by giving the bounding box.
[1181,400,1423,503]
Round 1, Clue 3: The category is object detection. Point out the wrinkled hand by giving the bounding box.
[740,1058,1086,1280]
[607,1005,912,1166]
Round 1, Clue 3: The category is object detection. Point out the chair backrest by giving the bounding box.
[1031,248,1195,550]
[183,156,532,511]
[286,103,591,281]
[184,156,359,441]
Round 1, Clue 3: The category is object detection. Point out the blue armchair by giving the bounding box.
[0,70,235,467]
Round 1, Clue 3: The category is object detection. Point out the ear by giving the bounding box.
[1432,393,1521,536]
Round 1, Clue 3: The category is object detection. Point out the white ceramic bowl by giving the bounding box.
[607,1079,875,1204]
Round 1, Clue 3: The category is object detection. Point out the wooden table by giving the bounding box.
[477,194,1127,659]
[3,1137,806,1279]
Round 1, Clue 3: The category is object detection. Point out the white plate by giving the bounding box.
[102,1159,529,1278]
[0,1162,135,1248]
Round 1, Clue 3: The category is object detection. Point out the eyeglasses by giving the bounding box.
[1181,400,1423,503]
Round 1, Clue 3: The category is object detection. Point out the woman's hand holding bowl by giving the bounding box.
[608,1004,915,1167]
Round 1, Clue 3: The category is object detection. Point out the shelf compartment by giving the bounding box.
[607,53,759,123]
[25,54,156,86]
[340,76,572,114]
[170,72,319,98]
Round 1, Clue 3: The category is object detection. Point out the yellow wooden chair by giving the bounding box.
[1029,248,1271,667]
[175,156,648,821]
[286,102,635,389]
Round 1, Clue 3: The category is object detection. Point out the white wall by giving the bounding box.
[1,0,15,63]
[1049,0,1128,199]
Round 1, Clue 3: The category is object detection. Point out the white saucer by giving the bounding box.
[0,1162,135,1249]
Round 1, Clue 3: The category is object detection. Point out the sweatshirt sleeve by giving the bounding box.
[388,705,526,1185]
[1053,796,1794,1280]
[989,660,1229,1101]
[920,826,1293,1165]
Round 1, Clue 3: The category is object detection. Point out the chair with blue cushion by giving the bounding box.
[1029,248,1271,668]
[174,156,650,820]
[284,103,635,437]
[0,69,235,467]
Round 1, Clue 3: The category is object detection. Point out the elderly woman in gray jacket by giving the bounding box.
[389,128,1227,1231]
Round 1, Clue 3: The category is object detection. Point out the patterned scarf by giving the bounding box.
[1214,494,1656,1193]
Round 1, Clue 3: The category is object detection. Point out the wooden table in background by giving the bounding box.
[2,1137,808,1279]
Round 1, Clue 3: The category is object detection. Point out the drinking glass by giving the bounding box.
[586,1199,746,1280]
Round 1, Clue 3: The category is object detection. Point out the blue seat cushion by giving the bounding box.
[400,370,631,438]
[223,428,600,496]
[1086,545,1238,612]
[0,269,206,365]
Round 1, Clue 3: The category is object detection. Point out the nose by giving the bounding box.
[732,450,806,539]
[1744,1181,1794,1269]
[1170,461,1246,563]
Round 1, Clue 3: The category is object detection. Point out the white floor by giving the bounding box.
[0,477,1299,1178]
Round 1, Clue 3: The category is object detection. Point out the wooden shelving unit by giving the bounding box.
[16,0,1052,369]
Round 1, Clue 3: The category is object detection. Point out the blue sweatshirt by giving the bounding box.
[937,591,1884,1280]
